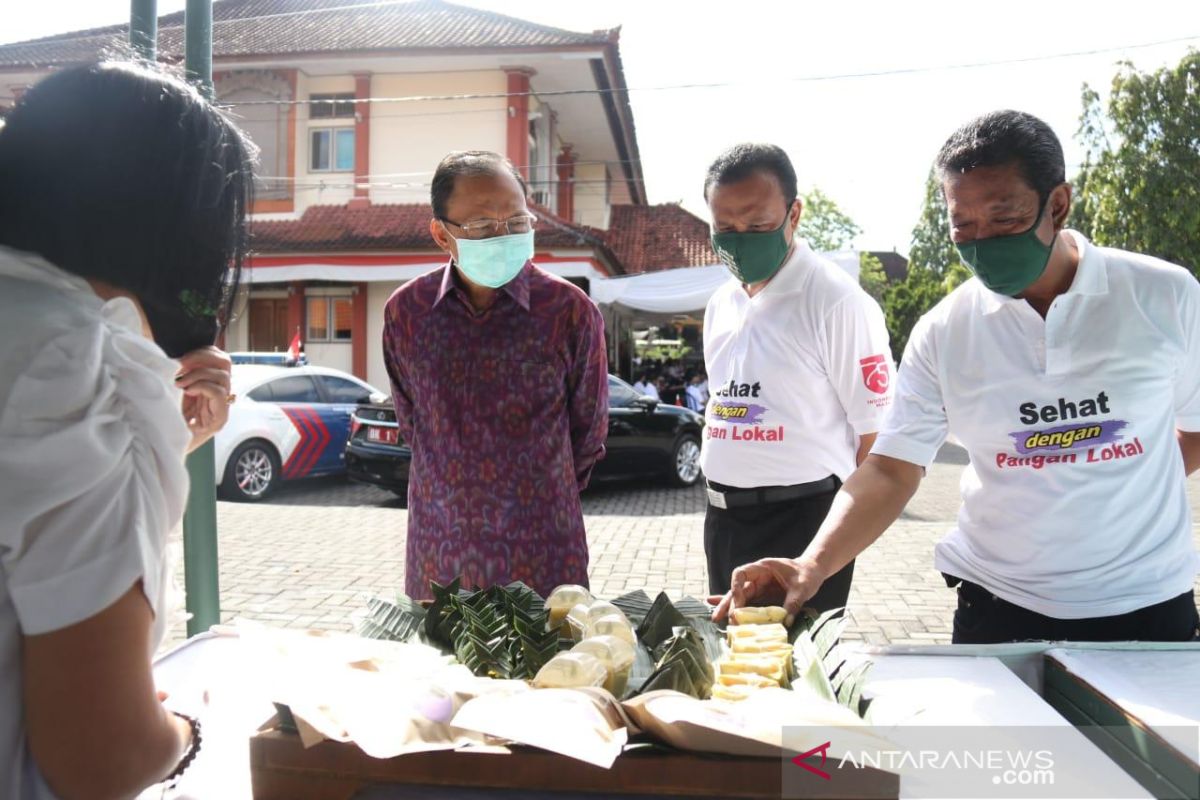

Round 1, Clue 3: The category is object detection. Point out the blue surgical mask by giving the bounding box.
[450,230,534,288]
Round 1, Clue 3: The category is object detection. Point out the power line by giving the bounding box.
[253,177,648,190]
[221,34,1200,108]
[253,158,642,183]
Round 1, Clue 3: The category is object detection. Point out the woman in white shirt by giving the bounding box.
[0,62,254,800]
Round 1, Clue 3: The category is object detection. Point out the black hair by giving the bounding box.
[0,61,255,358]
[935,110,1065,200]
[703,143,798,206]
[430,150,528,220]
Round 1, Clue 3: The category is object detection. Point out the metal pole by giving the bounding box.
[129,0,157,61]
[181,0,220,637]
[185,0,214,99]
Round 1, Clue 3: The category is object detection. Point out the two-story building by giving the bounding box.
[0,0,717,391]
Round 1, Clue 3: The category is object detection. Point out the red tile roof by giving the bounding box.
[605,204,716,273]
[251,201,716,275]
[0,0,614,69]
[252,201,619,267]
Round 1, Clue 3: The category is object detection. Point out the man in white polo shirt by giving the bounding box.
[716,111,1200,642]
[700,143,894,611]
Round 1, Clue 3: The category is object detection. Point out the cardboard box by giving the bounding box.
[1043,648,1200,800]
[248,727,899,799]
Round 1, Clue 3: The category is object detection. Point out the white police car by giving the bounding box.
[216,363,386,501]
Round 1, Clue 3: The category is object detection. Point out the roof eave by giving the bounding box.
[594,34,646,206]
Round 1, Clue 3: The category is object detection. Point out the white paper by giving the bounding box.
[451,688,629,769]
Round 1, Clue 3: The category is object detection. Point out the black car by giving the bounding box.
[345,374,704,494]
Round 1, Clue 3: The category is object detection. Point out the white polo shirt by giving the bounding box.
[701,239,894,488]
[873,231,1200,619]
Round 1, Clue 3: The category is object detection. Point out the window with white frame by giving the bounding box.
[306,296,353,342]
[309,92,355,119]
[310,127,355,172]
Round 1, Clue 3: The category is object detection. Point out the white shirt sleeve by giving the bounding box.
[870,314,949,468]
[822,291,895,436]
[0,311,190,636]
[1174,275,1200,431]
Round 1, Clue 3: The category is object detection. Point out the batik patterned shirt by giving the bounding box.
[383,261,609,600]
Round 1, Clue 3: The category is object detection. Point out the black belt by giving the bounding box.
[705,476,838,509]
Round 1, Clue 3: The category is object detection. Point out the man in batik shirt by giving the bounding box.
[383,151,609,600]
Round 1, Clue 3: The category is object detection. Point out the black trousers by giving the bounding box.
[704,482,853,612]
[948,576,1200,644]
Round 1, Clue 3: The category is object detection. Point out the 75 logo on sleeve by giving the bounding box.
[858,354,891,395]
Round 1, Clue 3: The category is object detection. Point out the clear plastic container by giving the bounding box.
[588,614,636,645]
[565,603,592,641]
[583,600,627,626]
[532,652,609,689]
[545,585,594,631]
[570,635,636,696]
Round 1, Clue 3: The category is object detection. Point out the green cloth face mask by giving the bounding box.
[955,199,1056,297]
[711,216,792,285]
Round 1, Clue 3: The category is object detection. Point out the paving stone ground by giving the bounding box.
[161,445,1200,652]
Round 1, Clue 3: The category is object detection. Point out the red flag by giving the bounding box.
[287,329,302,363]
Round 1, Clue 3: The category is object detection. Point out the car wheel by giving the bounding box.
[220,440,281,502]
[668,434,703,488]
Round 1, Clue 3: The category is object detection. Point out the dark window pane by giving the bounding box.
[311,92,354,119]
[310,129,330,171]
[247,383,274,402]
[607,376,640,408]
[319,376,370,404]
[268,375,322,404]
[333,298,353,340]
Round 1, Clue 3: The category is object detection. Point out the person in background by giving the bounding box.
[700,143,895,610]
[383,151,609,600]
[633,371,660,400]
[684,369,706,412]
[716,112,1200,643]
[655,375,671,404]
[0,62,253,800]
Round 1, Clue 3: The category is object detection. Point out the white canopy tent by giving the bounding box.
[592,251,862,376]
[591,250,861,316]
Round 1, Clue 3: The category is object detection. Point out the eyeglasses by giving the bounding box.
[440,213,537,240]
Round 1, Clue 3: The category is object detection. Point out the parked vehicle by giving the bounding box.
[229,351,308,366]
[216,364,386,501]
[345,375,704,495]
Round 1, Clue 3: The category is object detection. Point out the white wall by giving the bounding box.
[368,70,508,207]
[223,283,252,351]
[225,310,251,352]
[366,280,401,392]
[305,342,353,375]
[574,162,610,229]
[287,69,509,214]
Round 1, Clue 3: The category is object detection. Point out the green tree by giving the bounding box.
[883,266,944,360]
[798,187,862,251]
[858,252,888,303]
[942,260,973,294]
[880,169,969,360]
[1070,50,1200,275]
[907,168,964,277]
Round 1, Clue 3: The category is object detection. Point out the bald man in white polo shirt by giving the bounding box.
[717,111,1200,643]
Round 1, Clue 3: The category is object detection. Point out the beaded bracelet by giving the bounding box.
[161,712,202,791]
